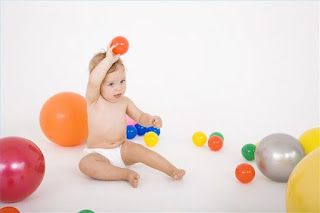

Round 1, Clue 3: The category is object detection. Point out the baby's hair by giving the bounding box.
[89,50,124,74]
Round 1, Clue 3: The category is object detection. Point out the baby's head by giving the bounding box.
[89,52,126,102]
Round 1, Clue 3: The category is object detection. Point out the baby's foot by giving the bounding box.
[126,170,140,188]
[171,169,186,180]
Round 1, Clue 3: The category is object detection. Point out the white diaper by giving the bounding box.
[84,145,126,168]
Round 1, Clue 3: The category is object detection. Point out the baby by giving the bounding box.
[79,43,185,188]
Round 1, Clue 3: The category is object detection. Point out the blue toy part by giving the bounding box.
[126,125,137,139]
[146,126,161,136]
[135,123,147,136]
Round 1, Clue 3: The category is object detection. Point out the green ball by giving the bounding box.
[210,132,224,141]
[241,143,256,161]
[78,210,95,213]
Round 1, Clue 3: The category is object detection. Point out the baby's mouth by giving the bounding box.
[114,93,122,98]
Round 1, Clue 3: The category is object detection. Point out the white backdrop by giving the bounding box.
[1,1,319,212]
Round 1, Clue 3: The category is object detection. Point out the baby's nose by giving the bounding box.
[115,84,122,90]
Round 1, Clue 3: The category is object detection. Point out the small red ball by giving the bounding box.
[111,36,129,55]
[235,163,255,184]
[208,135,223,151]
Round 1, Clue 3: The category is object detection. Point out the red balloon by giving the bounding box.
[0,137,45,203]
[111,36,129,55]
[235,163,255,184]
[208,135,223,151]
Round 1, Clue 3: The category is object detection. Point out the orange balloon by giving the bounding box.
[111,36,129,55]
[0,207,20,213]
[40,92,88,146]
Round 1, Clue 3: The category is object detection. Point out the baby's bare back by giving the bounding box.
[86,97,128,149]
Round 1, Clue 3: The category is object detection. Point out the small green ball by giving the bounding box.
[241,143,256,161]
[209,132,224,141]
[78,210,95,213]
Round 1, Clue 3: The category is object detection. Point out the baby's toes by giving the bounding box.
[130,178,139,188]
[134,173,140,179]
[132,180,138,188]
[173,169,185,180]
[128,171,140,188]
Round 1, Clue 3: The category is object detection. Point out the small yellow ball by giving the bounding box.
[144,132,159,147]
[255,142,259,147]
[192,131,207,146]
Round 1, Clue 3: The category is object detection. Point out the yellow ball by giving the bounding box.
[286,148,319,212]
[192,131,207,146]
[144,132,158,147]
[299,127,320,154]
[254,142,259,147]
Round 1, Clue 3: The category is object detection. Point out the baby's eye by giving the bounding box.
[108,83,114,87]
[120,80,126,84]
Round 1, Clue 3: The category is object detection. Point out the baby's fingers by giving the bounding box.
[152,119,158,126]
[153,120,162,128]
[155,124,162,129]
[107,41,118,51]
[109,44,118,52]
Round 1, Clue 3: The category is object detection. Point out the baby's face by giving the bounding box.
[101,66,126,102]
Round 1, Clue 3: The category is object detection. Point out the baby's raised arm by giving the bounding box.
[126,98,162,129]
[86,44,120,103]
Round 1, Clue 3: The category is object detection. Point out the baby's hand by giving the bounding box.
[151,116,162,129]
[106,42,121,64]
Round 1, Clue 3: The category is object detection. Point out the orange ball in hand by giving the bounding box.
[111,36,129,55]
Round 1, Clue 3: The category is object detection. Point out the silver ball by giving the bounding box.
[255,133,305,183]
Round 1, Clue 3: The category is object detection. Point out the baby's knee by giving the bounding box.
[78,153,97,174]
[78,157,88,174]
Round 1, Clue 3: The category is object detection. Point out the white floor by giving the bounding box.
[0,127,288,213]
[1,1,318,212]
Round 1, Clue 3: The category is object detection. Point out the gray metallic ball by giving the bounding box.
[255,133,305,183]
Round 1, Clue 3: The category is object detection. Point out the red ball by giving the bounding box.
[0,137,45,202]
[208,135,223,151]
[111,36,129,55]
[235,163,255,184]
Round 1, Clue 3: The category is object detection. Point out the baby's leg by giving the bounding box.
[79,153,140,188]
[121,141,185,180]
